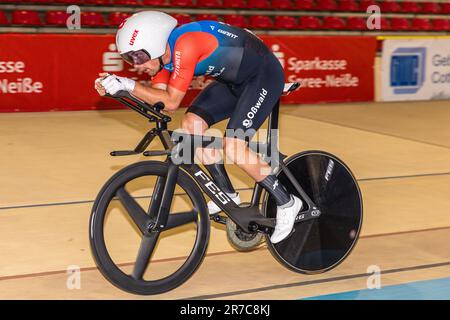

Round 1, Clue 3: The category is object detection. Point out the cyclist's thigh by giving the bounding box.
[226,54,285,139]
[186,81,238,128]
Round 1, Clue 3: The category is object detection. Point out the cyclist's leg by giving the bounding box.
[182,81,238,196]
[225,54,288,200]
[224,54,302,243]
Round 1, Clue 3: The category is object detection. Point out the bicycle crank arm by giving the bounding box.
[295,207,321,223]
[210,214,227,224]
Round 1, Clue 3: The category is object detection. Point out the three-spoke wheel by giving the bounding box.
[89,161,210,295]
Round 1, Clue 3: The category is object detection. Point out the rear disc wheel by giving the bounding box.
[263,151,363,274]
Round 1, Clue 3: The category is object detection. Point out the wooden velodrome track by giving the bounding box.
[1,99,450,299]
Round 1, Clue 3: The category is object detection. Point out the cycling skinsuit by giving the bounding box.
[151,20,285,139]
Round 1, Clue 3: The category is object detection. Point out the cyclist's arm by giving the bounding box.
[151,68,170,90]
[132,83,186,112]
[132,34,203,111]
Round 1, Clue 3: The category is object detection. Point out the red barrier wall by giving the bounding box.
[0,34,377,112]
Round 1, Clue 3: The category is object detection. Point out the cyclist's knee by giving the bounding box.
[181,112,209,134]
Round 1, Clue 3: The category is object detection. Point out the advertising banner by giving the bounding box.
[0,34,376,112]
[381,38,450,101]
[260,35,376,104]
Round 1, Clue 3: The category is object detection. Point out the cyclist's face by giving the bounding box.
[134,59,160,77]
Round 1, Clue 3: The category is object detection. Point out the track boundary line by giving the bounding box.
[359,171,450,182]
[182,260,450,300]
[0,187,254,211]
[4,171,450,211]
[0,226,449,282]
[282,112,450,150]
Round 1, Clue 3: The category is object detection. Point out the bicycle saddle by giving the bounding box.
[283,82,301,95]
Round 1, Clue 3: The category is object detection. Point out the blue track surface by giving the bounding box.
[303,277,450,300]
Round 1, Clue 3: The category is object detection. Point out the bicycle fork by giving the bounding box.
[146,161,179,233]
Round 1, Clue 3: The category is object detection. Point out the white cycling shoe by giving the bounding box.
[270,195,303,244]
[208,192,241,215]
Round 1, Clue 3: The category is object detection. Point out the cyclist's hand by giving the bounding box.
[100,74,136,95]
[94,73,108,96]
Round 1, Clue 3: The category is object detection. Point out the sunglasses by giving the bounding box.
[120,49,152,65]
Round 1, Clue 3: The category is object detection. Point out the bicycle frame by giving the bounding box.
[107,91,321,234]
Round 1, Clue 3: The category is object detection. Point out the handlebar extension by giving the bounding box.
[104,90,169,122]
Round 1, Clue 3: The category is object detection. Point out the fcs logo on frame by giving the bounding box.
[390,47,426,95]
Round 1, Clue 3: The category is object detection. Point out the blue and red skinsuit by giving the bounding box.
[152,20,285,137]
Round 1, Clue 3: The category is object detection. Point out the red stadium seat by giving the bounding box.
[196,14,219,21]
[272,0,292,10]
[366,16,390,31]
[142,0,168,5]
[421,2,440,14]
[223,0,246,8]
[322,16,346,29]
[0,11,8,25]
[441,3,450,14]
[170,0,194,7]
[108,12,131,26]
[338,0,359,12]
[346,17,366,30]
[274,15,297,29]
[54,0,84,3]
[298,16,321,29]
[380,1,400,13]
[223,14,248,28]
[411,18,432,30]
[316,0,338,11]
[171,13,192,25]
[45,11,70,26]
[400,1,421,13]
[247,0,270,9]
[390,17,409,30]
[197,0,222,7]
[12,10,41,26]
[35,0,56,3]
[113,0,140,5]
[380,17,391,30]
[85,0,111,4]
[249,15,273,29]
[81,12,105,27]
[294,0,315,10]
[431,19,449,31]
[360,0,377,11]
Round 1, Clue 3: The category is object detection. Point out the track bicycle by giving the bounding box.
[89,82,363,295]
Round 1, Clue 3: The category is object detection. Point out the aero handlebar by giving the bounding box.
[105,90,169,122]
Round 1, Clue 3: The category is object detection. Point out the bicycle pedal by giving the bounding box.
[210,214,227,224]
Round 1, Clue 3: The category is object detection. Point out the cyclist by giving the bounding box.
[95,11,302,244]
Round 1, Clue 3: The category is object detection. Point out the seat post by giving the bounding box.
[267,99,280,153]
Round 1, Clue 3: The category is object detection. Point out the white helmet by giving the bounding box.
[116,11,177,65]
